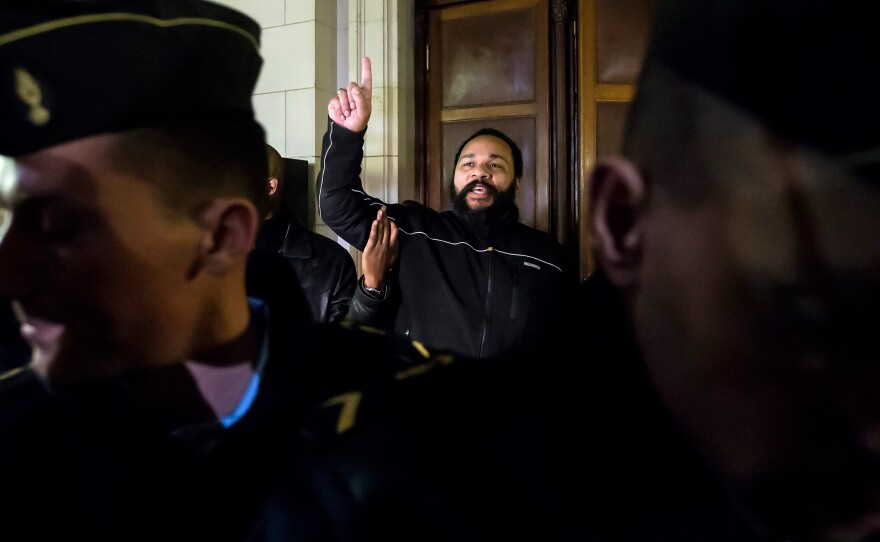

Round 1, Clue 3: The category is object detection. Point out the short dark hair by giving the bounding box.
[453,128,524,180]
[110,117,270,219]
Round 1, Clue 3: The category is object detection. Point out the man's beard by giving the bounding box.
[451,180,519,238]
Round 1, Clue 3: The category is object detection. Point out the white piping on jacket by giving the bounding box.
[317,122,334,220]
[395,227,564,273]
[319,122,390,219]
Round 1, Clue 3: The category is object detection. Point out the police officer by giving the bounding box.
[0,3,588,540]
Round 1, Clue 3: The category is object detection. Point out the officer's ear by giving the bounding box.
[589,156,645,288]
[267,177,279,197]
[195,198,260,276]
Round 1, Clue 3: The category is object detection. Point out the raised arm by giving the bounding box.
[317,57,385,250]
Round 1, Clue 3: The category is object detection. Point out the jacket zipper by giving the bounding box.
[479,247,494,358]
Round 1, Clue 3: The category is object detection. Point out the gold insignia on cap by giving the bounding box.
[15,68,50,127]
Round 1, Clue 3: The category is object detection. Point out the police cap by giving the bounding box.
[647,0,880,173]
[0,0,262,157]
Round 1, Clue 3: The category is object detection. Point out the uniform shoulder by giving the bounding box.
[0,367,56,432]
[300,322,463,436]
[309,321,452,381]
[289,333,585,540]
[0,366,42,397]
[301,323,553,442]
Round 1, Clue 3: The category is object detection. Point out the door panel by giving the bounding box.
[578,0,654,277]
[596,0,654,83]
[596,101,631,160]
[418,0,653,277]
[441,10,536,107]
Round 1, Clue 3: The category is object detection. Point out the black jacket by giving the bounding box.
[251,208,356,324]
[0,254,585,541]
[0,253,462,541]
[0,257,757,542]
[317,120,577,359]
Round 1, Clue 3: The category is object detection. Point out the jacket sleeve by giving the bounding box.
[346,275,396,329]
[326,248,357,325]
[316,118,388,251]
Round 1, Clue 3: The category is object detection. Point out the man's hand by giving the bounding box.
[328,56,372,132]
[362,206,398,290]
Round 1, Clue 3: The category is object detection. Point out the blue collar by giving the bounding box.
[219,297,270,428]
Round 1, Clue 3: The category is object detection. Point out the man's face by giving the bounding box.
[627,80,880,541]
[0,133,206,384]
[452,135,519,211]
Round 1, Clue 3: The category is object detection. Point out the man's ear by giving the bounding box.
[589,156,646,288]
[267,177,279,197]
[196,198,260,276]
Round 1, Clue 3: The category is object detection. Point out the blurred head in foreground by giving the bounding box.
[589,1,880,540]
[0,1,268,384]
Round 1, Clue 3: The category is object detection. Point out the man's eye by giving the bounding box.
[40,209,84,245]
[43,224,79,244]
[763,279,880,369]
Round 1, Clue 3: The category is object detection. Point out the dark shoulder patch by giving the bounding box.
[0,367,55,433]
[0,366,44,397]
[300,324,461,443]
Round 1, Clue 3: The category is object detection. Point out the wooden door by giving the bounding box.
[415,0,653,278]
[421,0,553,232]
[577,0,654,277]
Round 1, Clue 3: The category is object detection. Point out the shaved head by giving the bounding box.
[265,144,285,217]
[267,144,284,184]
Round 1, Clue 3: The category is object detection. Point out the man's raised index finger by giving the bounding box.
[360,56,372,92]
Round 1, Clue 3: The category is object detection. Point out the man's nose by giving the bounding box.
[471,166,490,179]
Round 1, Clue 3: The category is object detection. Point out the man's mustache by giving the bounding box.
[461,179,499,196]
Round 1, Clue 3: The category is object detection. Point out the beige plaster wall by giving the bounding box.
[213,0,415,255]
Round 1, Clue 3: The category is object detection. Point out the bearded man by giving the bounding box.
[317,58,575,359]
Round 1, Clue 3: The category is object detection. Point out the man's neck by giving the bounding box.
[116,297,266,427]
[183,359,257,419]
[183,306,266,419]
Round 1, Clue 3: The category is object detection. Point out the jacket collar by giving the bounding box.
[256,209,314,260]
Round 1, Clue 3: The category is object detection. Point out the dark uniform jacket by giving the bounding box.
[0,256,767,542]
[0,253,587,541]
[317,120,577,359]
[252,208,356,324]
[0,255,355,541]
